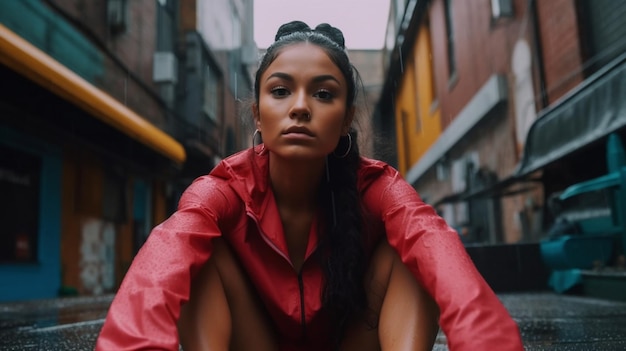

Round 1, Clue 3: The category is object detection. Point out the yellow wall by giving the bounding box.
[395,24,442,176]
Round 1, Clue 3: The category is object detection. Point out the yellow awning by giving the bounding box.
[0,24,186,164]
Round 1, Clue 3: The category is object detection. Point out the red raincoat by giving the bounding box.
[96,146,523,350]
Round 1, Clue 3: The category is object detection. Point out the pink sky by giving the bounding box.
[254,0,391,49]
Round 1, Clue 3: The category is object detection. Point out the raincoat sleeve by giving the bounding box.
[96,175,239,350]
[366,169,524,351]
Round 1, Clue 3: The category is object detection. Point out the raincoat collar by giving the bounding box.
[210,145,389,215]
[209,145,388,262]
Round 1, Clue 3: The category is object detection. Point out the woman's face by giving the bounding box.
[254,43,353,160]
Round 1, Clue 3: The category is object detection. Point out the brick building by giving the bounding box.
[0,0,255,301]
[376,0,626,245]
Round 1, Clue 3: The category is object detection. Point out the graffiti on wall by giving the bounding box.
[80,218,115,295]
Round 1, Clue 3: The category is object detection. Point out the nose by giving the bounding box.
[289,90,311,121]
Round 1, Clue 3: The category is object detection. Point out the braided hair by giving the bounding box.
[253,21,367,342]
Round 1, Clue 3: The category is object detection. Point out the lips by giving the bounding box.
[283,125,314,136]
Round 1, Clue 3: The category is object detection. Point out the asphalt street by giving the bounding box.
[1,292,625,350]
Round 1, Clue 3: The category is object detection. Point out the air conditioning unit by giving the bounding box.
[153,52,178,84]
[451,152,479,193]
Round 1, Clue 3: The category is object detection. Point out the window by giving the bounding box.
[425,25,439,113]
[410,58,422,134]
[578,0,626,76]
[443,0,457,84]
[203,64,220,122]
[156,0,177,51]
[107,0,128,35]
[0,144,41,263]
[102,169,127,223]
[132,178,152,254]
[401,110,412,171]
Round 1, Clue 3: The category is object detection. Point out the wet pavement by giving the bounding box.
[1,292,625,350]
[0,295,111,351]
[500,293,626,350]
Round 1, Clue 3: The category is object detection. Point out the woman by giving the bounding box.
[96,21,523,351]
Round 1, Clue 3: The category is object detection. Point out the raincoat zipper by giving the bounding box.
[297,271,307,341]
[247,212,309,340]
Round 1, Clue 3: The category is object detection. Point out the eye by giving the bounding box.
[314,89,334,101]
[270,86,289,97]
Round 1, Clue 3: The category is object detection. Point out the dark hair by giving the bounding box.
[254,21,367,341]
[254,21,356,111]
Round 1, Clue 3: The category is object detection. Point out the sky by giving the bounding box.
[253,0,391,49]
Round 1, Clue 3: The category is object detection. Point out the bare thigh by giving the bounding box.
[177,239,278,351]
[340,239,440,351]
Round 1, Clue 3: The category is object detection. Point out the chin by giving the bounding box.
[271,147,328,161]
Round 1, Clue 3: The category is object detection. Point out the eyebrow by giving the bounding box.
[266,72,341,85]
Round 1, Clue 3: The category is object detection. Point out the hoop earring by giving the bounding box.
[252,129,265,154]
[333,133,352,158]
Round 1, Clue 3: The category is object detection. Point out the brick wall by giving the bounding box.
[418,0,543,243]
[430,0,531,130]
[535,0,584,104]
[48,0,165,127]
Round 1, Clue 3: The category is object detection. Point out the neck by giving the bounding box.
[269,154,326,211]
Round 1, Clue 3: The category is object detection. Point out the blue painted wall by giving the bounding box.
[0,0,103,83]
[0,126,62,302]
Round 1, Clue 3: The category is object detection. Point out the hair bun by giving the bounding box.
[314,23,345,49]
[275,20,311,41]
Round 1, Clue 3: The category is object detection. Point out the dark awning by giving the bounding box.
[514,53,626,177]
